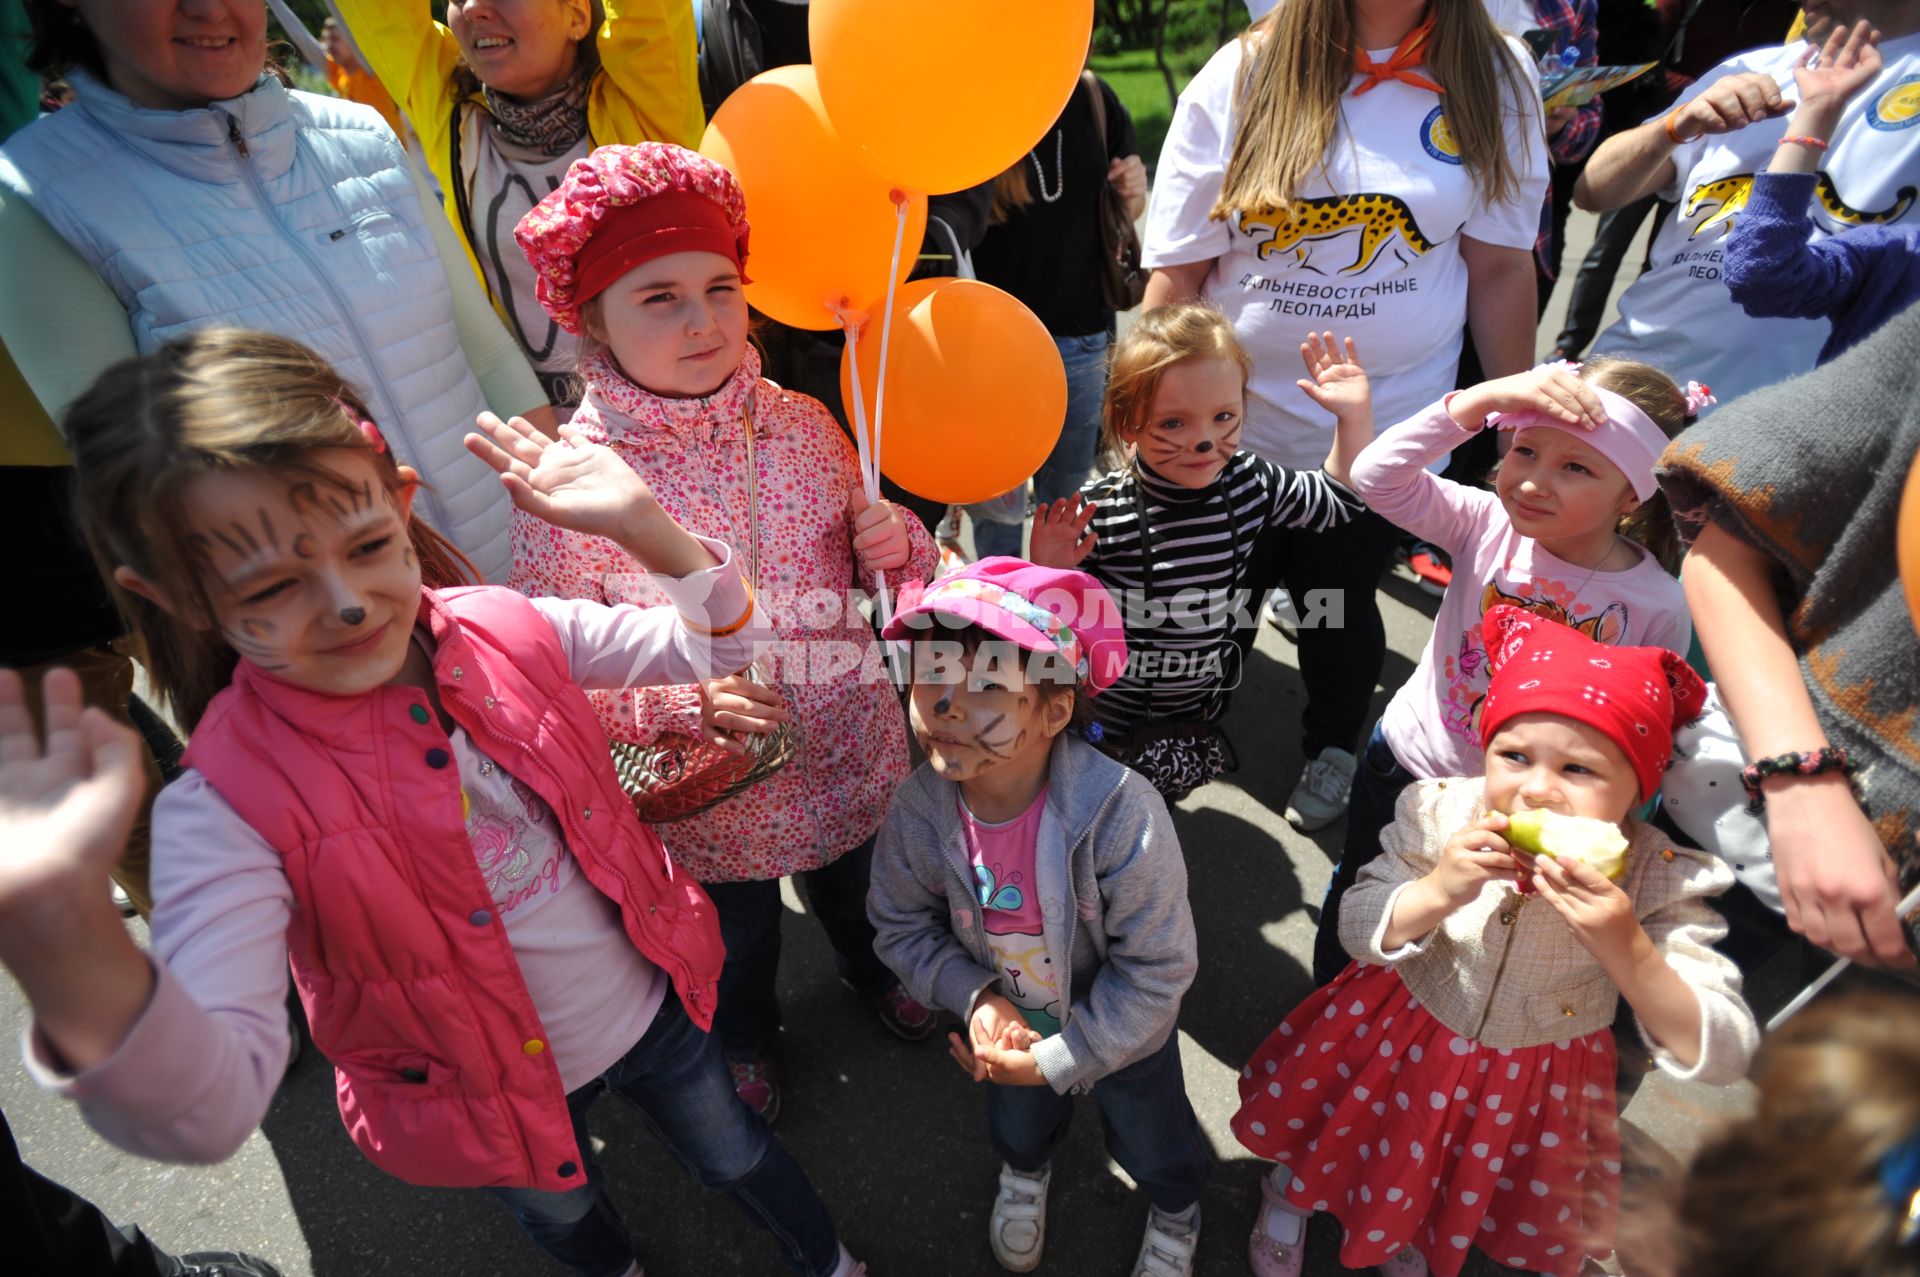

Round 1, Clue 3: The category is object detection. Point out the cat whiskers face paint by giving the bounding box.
[1128,354,1246,490]
[180,448,422,696]
[908,639,1043,782]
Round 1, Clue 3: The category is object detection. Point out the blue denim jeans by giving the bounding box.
[485,995,841,1277]
[986,1029,1210,1214]
[1310,720,1418,986]
[703,835,896,1059]
[971,330,1110,559]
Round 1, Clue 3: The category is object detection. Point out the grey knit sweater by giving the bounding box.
[1657,299,1920,889]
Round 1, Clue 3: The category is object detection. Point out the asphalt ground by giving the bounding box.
[4,209,1786,1277]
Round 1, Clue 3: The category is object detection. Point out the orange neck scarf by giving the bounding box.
[1351,13,1442,96]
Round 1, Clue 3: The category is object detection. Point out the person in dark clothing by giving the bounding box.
[967,71,1147,558]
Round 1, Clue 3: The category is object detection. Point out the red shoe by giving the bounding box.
[728,1054,781,1124]
[1408,548,1451,597]
[858,981,940,1041]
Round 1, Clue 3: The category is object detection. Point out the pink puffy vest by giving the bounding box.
[184,586,725,1191]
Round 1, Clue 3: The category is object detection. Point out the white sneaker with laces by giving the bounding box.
[1262,589,1301,640]
[989,1163,1050,1272]
[1285,745,1357,831]
[1132,1203,1200,1277]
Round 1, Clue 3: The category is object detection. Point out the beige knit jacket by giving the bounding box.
[1340,778,1759,1086]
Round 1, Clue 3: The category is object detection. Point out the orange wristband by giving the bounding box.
[681,581,757,639]
[1663,110,1693,146]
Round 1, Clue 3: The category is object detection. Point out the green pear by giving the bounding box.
[1503,809,1630,882]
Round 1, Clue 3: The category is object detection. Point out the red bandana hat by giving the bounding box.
[1478,605,1708,799]
[515,142,752,335]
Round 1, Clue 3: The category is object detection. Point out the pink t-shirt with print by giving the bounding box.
[959,788,1060,1035]
[1351,401,1693,781]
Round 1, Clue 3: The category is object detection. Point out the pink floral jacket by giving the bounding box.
[509,346,938,882]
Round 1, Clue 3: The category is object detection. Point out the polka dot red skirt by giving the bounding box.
[1231,961,1621,1277]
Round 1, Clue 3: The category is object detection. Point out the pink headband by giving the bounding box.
[1491,386,1667,502]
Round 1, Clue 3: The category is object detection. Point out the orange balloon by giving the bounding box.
[840,278,1066,505]
[1900,449,1920,635]
[810,0,1095,195]
[700,64,928,331]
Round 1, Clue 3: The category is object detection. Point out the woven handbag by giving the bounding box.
[609,393,797,822]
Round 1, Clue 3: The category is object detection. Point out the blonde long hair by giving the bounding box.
[64,329,477,733]
[1212,0,1537,222]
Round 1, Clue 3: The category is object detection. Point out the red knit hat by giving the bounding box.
[515,142,753,335]
[1478,605,1707,799]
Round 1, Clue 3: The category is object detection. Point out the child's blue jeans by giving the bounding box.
[986,1029,1210,1214]
[485,994,841,1277]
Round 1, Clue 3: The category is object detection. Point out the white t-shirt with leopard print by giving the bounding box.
[1592,32,1920,415]
[1145,35,1547,470]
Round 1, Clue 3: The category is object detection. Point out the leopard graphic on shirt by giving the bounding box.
[1243,193,1444,274]
[1682,171,1917,240]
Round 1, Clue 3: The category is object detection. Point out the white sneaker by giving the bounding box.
[989,1163,1050,1272]
[1132,1203,1200,1277]
[1262,590,1300,641]
[1285,746,1356,831]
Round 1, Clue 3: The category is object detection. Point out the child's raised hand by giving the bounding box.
[1430,812,1523,906]
[1530,852,1642,965]
[1296,331,1370,421]
[1793,19,1882,113]
[697,674,788,753]
[0,668,146,919]
[1029,494,1098,568]
[848,488,912,574]
[466,412,659,544]
[1446,368,1608,433]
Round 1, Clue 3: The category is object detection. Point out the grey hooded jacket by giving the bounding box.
[868,733,1197,1094]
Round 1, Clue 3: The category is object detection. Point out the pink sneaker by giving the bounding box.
[1248,1174,1307,1277]
[1376,1244,1430,1277]
[727,1054,780,1125]
[859,981,939,1041]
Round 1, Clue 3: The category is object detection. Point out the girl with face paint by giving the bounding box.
[869,558,1212,1277]
[17,329,866,1277]
[1028,304,1374,802]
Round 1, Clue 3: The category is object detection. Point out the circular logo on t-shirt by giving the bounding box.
[1868,75,1920,131]
[1420,105,1463,164]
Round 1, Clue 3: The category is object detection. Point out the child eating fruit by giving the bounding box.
[1231,606,1758,1277]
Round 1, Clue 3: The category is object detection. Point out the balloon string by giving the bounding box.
[872,192,909,522]
[862,192,912,688]
[832,298,904,687]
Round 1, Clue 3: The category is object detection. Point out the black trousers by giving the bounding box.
[1280,507,1405,758]
[5,1105,176,1276]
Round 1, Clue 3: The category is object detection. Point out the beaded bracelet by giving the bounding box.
[1779,134,1831,151]
[1740,746,1856,814]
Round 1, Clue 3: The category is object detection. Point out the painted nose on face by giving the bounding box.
[320,572,372,628]
[1194,439,1215,454]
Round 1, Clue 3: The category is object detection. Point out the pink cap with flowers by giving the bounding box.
[515,142,752,336]
[883,557,1129,696]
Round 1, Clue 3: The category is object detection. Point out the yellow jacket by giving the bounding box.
[334,0,701,312]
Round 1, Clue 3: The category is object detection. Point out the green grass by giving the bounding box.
[1092,43,1214,173]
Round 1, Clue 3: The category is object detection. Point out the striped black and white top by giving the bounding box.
[1079,451,1363,728]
